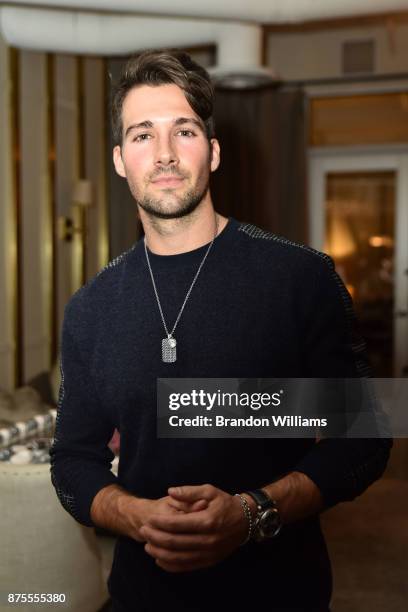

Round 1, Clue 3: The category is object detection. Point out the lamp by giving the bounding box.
[72,179,92,207]
[325,216,356,259]
[58,179,92,242]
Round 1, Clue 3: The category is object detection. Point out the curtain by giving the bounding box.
[211,85,307,244]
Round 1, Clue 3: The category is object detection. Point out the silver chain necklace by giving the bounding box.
[144,216,219,363]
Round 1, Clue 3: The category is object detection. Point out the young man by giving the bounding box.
[50,50,391,611]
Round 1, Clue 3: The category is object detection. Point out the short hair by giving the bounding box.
[111,49,215,145]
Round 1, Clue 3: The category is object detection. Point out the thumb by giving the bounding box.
[168,484,212,502]
[168,498,208,513]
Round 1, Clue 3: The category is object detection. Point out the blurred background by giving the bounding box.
[0,1,407,611]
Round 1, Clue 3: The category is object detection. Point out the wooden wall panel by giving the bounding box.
[19,51,53,381]
[0,38,19,390]
[310,92,408,146]
[54,55,80,340]
[83,57,109,278]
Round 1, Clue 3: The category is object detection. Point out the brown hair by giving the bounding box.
[111,49,215,145]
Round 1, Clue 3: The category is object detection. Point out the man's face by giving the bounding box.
[113,83,220,220]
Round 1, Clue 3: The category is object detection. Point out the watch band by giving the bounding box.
[245,489,282,541]
[245,488,273,510]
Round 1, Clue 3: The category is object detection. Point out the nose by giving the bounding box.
[154,133,179,168]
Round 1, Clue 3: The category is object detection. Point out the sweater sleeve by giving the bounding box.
[50,308,118,527]
[293,255,392,509]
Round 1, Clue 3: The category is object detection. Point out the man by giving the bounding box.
[50,50,391,611]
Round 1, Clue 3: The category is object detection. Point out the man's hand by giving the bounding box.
[90,485,208,543]
[140,484,248,573]
[137,494,208,541]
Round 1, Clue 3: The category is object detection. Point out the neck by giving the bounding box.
[140,201,228,255]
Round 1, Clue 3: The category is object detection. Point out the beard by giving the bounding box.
[135,182,209,220]
[126,156,211,220]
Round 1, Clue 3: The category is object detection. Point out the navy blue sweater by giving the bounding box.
[50,218,391,611]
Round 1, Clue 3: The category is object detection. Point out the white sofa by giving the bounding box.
[0,461,112,612]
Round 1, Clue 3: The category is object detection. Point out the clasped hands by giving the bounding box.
[138,484,249,573]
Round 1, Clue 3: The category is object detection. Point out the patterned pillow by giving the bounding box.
[0,408,56,450]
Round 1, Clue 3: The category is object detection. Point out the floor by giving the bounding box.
[321,477,408,611]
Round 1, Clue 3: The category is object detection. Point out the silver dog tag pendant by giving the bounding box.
[162,337,177,363]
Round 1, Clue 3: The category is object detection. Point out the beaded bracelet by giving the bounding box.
[234,493,253,545]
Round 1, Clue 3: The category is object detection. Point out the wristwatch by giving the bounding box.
[245,489,282,542]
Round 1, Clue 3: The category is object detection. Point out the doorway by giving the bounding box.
[309,149,408,377]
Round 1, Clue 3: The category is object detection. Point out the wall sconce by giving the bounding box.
[58,179,93,242]
[368,235,394,248]
[324,214,356,259]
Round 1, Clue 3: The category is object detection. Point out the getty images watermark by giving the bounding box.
[157,378,407,439]
[166,388,326,429]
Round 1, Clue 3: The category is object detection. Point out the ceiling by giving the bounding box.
[4,0,408,22]
[3,0,408,58]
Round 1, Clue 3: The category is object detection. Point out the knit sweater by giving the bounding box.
[50,218,391,611]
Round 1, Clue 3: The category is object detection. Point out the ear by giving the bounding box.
[113,145,126,178]
[209,138,220,173]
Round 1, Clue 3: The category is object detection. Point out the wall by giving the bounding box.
[0,38,109,389]
[266,22,408,80]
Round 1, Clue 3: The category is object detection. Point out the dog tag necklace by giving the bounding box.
[144,217,218,363]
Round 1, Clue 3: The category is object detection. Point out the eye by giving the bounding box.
[177,129,196,137]
[132,133,152,142]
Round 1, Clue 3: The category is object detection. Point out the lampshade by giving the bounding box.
[72,179,92,207]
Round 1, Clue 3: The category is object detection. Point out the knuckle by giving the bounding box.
[205,534,218,548]
[163,535,174,548]
[156,548,172,562]
[164,519,175,531]
[203,517,215,531]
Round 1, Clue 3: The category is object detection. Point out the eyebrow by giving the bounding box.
[174,117,205,132]
[125,116,205,138]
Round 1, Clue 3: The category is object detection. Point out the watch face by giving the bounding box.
[259,508,281,538]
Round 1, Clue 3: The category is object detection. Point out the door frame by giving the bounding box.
[308,144,408,377]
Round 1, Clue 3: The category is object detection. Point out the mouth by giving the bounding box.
[151,177,185,188]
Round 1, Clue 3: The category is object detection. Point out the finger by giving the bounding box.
[167,498,187,512]
[156,559,202,573]
[145,542,197,563]
[145,542,208,570]
[148,510,213,534]
[168,484,215,503]
[155,557,215,573]
[191,499,208,511]
[141,524,212,551]
[156,560,192,573]
[168,498,208,513]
